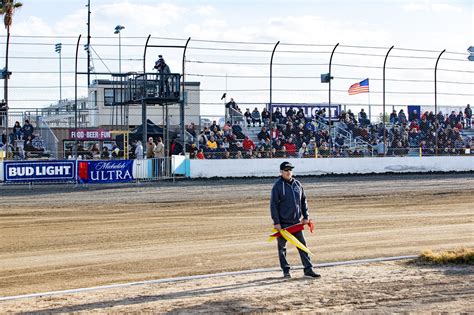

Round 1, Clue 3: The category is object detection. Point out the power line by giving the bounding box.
[187,73,474,83]
[1,35,471,56]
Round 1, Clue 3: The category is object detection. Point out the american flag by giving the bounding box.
[348,78,369,95]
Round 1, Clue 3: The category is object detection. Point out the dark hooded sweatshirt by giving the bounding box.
[270,176,309,227]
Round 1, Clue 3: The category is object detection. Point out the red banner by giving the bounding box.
[69,129,111,140]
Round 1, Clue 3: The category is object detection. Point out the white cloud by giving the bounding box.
[402,2,463,13]
[196,5,217,16]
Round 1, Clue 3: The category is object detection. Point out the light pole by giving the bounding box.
[55,43,62,102]
[114,25,125,126]
[114,25,125,73]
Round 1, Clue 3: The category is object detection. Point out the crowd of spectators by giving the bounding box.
[186,101,473,159]
[338,104,473,156]
[0,119,48,159]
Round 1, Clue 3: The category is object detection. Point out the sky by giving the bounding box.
[1,0,473,118]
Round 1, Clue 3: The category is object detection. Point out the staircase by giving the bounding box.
[243,125,265,144]
[461,127,474,139]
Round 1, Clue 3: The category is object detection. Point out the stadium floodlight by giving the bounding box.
[55,43,62,53]
[468,46,474,61]
[55,43,63,101]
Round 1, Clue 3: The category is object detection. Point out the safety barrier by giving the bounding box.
[0,157,175,184]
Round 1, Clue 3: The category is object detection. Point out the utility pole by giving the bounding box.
[86,0,91,87]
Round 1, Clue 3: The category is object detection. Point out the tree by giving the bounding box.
[0,0,22,149]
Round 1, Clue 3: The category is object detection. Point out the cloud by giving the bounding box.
[402,2,463,13]
[196,5,217,16]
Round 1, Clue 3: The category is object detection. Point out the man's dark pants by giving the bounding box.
[277,229,313,273]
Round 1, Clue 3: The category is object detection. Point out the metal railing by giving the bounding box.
[36,116,59,159]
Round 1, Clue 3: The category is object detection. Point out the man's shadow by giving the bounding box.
[19,276,302,314]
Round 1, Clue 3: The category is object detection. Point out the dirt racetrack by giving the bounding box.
[1,173,473,313]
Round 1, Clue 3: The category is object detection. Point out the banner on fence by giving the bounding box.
[4,160,76,182]
[77,160,134,183]
[267,103,341,120]
[69,129,111,140]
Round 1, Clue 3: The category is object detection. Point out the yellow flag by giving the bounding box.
[280,229,314,256]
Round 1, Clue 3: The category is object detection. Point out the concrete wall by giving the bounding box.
[188,156,474,178]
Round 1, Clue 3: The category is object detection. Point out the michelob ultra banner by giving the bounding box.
[78,160,134,183]
[4,160,76,182]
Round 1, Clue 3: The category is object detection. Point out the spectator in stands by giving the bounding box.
[146,137,156,159]
[235,150,243,159]
[448,111,457,128]
[318,141,330,157]
[419,116,430,134]
[347,109,356,124]
[221,137,230,151]
[409,109,418,122]
[306,138,316,156]
[273,108,283,124]
[464,104,472,129]
[398,109,407,125]
[222,121,232,136]
[408,120,419,131]
[232,121,245,139]
[375,138,386,157]
[358,109,370,127]
[90,143,100,159]
[100,146,110,159]
[22,119,34,140]
[298,142,309,158]
[242,136,256,152]
[270,125,279,142]
[188,143,197,159]
[13,121,22,140]
[210,120,221,132]
[286,107,296,120]
[273,139,284,157]
[284,137,297,157]
[427,111,436,124]
[186,122,197,138]
[257,126,270,143]
[456,111,465,129]
[419,140,434,156]
[251,107,262,127]
[196,148,205,159]
[389,110,398,124]
[436,111,444,125]
[391,141,408,156]
[334,133,345,149]
[408,128,419,147]
[222,149,231,159]
[206,136,218,151]
[261,108,271,126]
[244,108,252,127]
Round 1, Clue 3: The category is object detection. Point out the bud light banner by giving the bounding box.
[4,161,76,182]
[267,103,341,121]
[77,160,134,183]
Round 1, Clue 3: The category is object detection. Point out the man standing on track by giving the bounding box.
[270,161,320,279]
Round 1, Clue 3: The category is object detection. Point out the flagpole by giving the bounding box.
[368,90,371,123]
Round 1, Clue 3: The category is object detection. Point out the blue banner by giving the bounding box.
[267,103,341,121]
[4,160,76,182]
[78,160,134,183]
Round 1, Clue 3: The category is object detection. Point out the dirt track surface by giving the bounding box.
[1,173,473,312]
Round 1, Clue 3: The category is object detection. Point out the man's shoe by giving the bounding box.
[304,270,321,278]
[283,271,291,278]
